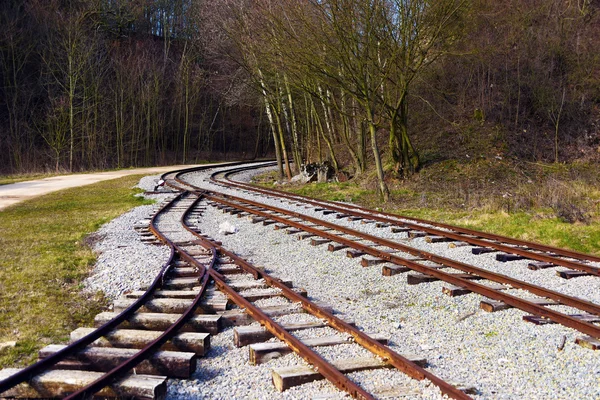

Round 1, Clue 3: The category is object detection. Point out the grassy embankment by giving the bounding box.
[259,159,600,256]
[0,176,153,367]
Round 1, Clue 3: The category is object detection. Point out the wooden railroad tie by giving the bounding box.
[95,312,221,335]
[408,231,427,239]
[0,369,166,399]
[271,355,427,392]
[557,270,593,279]
[218,302,333,327]
[382,264,411,276]
[39,345,196,379]
[496,253,527,262]
[407,272,483,285]
[391,227,411,233]
[162,277,203,289]
[528,262,556,270]
[230,287,307,303]
[480,298,559,313]
[112,297,228,314]
[425,236,456,244]
[346,249,366,258]
[70,327,210,356]
[442,283,507,297]
[328,243,349,252]
[233,320,356,347]
[170,267,200,278]
[216,265,244,275]
[381,258,431,276]
[448,241,471,248]
[523,313,600,325]
[575,336,600,350]
[361,256,389,267]
[249,333,389,365]
[310,238,331,246]
[472,247,496,255]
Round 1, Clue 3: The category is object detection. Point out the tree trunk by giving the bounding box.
[257,68,284,179]
[311,97,338,170]
[283,74,301,174]
[389,92,419,176]
[273,108,293,180]
[366,105,389,201]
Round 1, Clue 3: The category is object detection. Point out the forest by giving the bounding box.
[1,0,599,200]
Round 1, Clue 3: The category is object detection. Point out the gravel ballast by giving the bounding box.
[88,165,600,399]
[84,175,171,300]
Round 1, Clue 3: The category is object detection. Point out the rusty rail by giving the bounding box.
[212,165,600,273]
[202,191,600,339]
[180,194,471,400]
[64,192,214,399]
[0,192,186,395]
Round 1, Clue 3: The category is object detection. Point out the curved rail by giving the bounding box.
[180,193,471,400]
[64,192,215,399]
[0,162,229,397]
[0,192,183,394]
[201,190,600,339]
[212,164,600,271]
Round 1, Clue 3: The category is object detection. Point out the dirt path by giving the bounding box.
[0,164,210,211]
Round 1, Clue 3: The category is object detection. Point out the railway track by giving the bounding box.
[2,161,598,399]
[163,168,475,399]
[213,164,600,277]
[175,163,600,348]
[0,190,216,398]
[0,163,474,399]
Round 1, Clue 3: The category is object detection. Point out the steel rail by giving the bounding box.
[212,165,600,272]
[0,163,265,396]
[180,195,471,400]
[210,163,600,265]
[203,192,600,339]
[163,161,276,192]
[0,192,186,395]
[64,191,214,399]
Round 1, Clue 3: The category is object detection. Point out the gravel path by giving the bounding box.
[0,164,206,210]
[87,165,600,399]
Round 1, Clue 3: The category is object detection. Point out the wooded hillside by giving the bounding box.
[1,0,599,192]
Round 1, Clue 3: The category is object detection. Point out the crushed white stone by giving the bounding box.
[83,190,171,300]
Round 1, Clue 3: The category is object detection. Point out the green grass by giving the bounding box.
[393,209,600,256]
[0,175,153,367]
